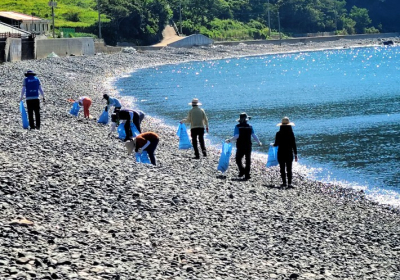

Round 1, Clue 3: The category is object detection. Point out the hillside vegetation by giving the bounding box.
[0,0,103,28]
[1,0,399,45]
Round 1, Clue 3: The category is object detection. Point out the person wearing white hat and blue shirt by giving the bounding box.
[273,116,298,188]
[20,70,45,130]
[180,98,209,159]
[226,112,262,180]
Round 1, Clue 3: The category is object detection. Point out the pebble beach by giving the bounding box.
[1,37,400,280]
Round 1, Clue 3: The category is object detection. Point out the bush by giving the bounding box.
[193,19,269,41]
[71,32,97,38]
[364,27,379,34]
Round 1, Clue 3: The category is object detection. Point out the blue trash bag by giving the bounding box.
[176,123,192,149]
[97,110,109,124]
[135,150,151,164]
[19,101,29,129]
[118,122,140,140]
[131,123,140,137]
[266,145,279,167]
[117,123,126,140]
[217,142,233,173]
[69,101,80,116]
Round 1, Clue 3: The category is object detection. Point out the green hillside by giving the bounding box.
[1,0,399,45]
[0,0,106,28]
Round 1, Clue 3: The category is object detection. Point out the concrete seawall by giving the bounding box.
[168,34,214,48]
[214,33,400,47]
[5,38,21,62]
[1,37,96,62]
[35,38,95,59]
[1,33,399,63]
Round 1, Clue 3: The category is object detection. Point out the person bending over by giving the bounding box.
[110,108,145,141]
[77,96,92,118]
[126,132,160,166]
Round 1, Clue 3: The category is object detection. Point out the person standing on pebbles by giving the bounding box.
[180,98,209,159]
[125,132,160,166]
[103,94,122,132]
[273,117,298,188]
[20,70,45,130]
[226,113,262,180]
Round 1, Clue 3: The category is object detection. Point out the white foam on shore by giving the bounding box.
[291,160,400,208]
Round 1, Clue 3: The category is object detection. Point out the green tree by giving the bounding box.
[349,6,372,33]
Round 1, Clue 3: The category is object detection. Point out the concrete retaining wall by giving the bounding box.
[21,38,35,60]
[94,42,122,54]
[168,34,213,48]
[6,38,21,62]
[35,38,95,59]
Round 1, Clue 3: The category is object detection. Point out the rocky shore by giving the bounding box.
[1,37,400,280]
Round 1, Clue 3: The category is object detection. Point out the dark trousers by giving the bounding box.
[119,111,133,141]
[278,154,293,185]
[132,113,141,134]
[145,138,159,165]
[191,127,206,157]
[236,146,252,177]
[26,99,40,129]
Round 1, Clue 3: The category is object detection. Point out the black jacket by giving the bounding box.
[236,122,253,147]
[274,125,297,157]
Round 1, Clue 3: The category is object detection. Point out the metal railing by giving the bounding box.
[0,32,22,38]
[170,20,180,36]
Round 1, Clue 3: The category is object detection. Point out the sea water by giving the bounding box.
[114,46,400,207]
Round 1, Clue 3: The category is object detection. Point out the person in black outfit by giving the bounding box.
[111,108,145,141]
[226,112,262,180]
[273,117,298,187]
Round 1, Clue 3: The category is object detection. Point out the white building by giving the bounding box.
[0,11,51,35]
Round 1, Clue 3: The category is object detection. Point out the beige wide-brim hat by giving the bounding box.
[125,138,136,155]
[277,116,295,126]
[188,98,202,106]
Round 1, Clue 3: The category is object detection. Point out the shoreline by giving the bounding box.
[109,40,400,209]
[1,38,399,279]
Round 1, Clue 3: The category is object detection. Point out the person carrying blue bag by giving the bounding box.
[19,70,45,130]
[111,108,144,141]
[103,94,122,132]
[180,98,209,159]
[273,117,298,188]
[125,132,159,166]
[226,112,262,180]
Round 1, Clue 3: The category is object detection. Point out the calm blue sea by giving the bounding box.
[114,46,400,206]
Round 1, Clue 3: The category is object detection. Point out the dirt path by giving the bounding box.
[152,25,184,47]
